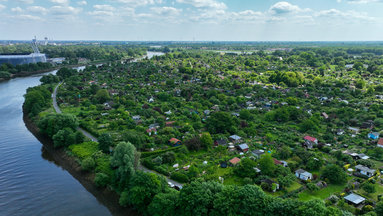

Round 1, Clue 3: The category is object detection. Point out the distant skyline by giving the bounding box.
[1,0,383,41]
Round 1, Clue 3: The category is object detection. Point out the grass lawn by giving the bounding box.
[298,184,346,201]
[355,182,383,201]
[214,167,232,177]
[61,106,82,115]
[223,176,244,185]
[269,181,303,197]
[39,107,56,118]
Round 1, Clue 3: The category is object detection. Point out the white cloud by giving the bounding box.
[347,0,382,3]
[151,6,181,16]
[112,0,159,7]
[11,14,43,21]
[315,8,373,21]
[27,6,48,14]
[269,1,310,15]
[120,7,135,16]
[0,4,5,10]
[230,10,265,22]
[77,0,87,5]
[176,0,227,10]
[94,4,115,11]
[50,0,69,4]
[88,10,114,16]
[11,7,24,12]
[50,5,81,16]
[15,0,34,4]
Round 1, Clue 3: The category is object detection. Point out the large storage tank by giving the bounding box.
[0,53,47,66]
[0,38,47,66]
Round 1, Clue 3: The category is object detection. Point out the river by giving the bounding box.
[0,70,112,216]
[0,52,164,216]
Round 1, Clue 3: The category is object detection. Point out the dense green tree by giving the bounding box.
[110,142,138,184]
[321,164,347,184]
[200,132,213,150]
[258,154,276,176]
[179,181,223,216]
[277,173,296,189]
[95,89,110,103]
[124,171,166,211]
[38,113,79,137]
[98,133,113,153]
[235,158,257,178]
[52,127,76,148]
[148,190,180,216]
[206,112,235,134]
[57,67,77,79]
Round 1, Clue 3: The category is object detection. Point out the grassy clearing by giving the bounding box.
[298,184,346,201]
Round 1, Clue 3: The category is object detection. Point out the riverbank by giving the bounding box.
[23,111,138,216]
[0,60,107,82]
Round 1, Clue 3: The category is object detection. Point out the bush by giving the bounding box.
[95,156,113,177]
[81,157,96,171]
[170,172,189,183]
[94,173,109,187]
[69,141,99,159]
[52,127,76,148]
[362,183,376,194]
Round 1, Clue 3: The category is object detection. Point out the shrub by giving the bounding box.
[94,173,109,187]
[81,157,96,171]
[69,142,99,159]
[170,172,189,183]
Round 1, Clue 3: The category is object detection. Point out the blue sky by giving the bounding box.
[0,0,383,41]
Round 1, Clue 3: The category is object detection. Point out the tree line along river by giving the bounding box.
[0,52,164,216]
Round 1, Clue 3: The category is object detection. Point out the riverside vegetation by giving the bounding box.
[23,42,383,216]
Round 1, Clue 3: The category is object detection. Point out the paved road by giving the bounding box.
[52,81,183,187]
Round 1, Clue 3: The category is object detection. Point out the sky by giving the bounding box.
[0,0,383,41]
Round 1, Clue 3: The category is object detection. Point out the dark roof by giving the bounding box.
[215,139,227,145]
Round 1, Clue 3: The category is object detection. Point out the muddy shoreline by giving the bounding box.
[23,111,138,216]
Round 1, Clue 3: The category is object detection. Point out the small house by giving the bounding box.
[237,143,249,152]
[348,127,360,134]
[336,129,345,136]
[368,132,380,140]
[295,169,313,181]
[169,138,181,147]
[149,123,160,129]
[252,149,265,158]
[303,136,318,149]
[229,135,242,144]
[165,110,172,115]
[165,121,176,127]
[273,158,288,167]
[146,128,157,136]
[132,115,141,121]
[214,139,228,147]
[322,112,329,119]
[357,154,369,160]
[377,138,383,148]
[361,120,374,129]
[355,165,376,177]
[344,193,366,206]
[229,157,241,166]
